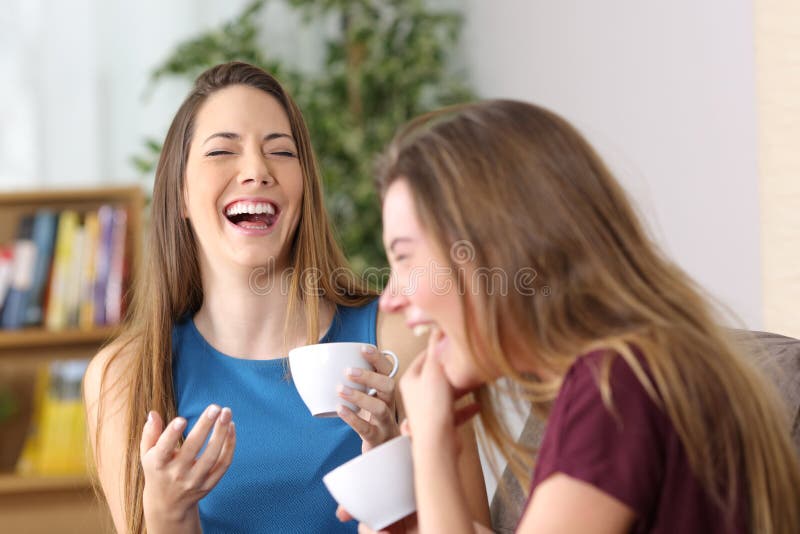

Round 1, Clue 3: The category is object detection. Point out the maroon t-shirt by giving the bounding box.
[527,350,747,533]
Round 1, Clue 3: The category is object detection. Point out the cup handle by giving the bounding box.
[367,349,400,396]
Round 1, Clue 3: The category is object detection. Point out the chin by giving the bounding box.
[443,364,484,391]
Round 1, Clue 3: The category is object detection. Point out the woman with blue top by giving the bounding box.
[82,62,490,534]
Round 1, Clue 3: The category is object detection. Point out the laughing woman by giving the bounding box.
[374,100,800,533]
[82,62,489,534]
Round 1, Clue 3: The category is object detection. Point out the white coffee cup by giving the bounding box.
[288,342,399,417]
[323,435,416,531]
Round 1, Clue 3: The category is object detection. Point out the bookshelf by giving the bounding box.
[0,185,143,533]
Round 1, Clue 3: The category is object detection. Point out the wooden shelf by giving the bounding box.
[0,185,144,207]
[0,474,91,495]
[0,186,143,531]
[0,327,119,351]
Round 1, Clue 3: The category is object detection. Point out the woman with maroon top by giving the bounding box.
[341,100,800,533]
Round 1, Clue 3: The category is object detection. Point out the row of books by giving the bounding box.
[16,359,89,476]
[0,206,129,331]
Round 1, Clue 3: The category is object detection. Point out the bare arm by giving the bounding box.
[83,341,139,533]
[377,312,491,529]
[516,473,635,533]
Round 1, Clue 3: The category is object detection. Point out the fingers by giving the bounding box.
[408,347,427,375]
[202,421,236,491]
[400,418,411,436]
[337,384,393,422]
[337,404,377,441]
[173,404,223,467]
[362,345,395,376]
[149,415,187,468]
[423,327,447,371]
[336,505,353,523]
[190,407,233,478]
[344,367,395,404]
[139,410,164,462]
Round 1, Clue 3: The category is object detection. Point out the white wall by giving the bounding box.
[3,1,763,335]
[461,0,763,499]
[0,0,325,192]
[462,0,763,331]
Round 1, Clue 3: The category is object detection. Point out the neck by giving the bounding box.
[193,260,333,359]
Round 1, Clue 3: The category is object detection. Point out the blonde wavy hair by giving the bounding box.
[376,99,800,534]
[94,62,376,533]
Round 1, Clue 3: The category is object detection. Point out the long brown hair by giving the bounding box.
[376,99,800,534]
[96,62,376,534]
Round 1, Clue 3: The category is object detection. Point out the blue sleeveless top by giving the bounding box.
[173,299,378,533]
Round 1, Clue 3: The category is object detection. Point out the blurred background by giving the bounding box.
[0,0,797,532]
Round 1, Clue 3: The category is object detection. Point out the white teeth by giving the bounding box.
[225,201,277,216]
[413,324,431,337]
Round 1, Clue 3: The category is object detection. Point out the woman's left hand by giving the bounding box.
[337,345,400,452]
[399,327,479,456]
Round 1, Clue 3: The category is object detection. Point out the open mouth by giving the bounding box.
[224,200,280,230]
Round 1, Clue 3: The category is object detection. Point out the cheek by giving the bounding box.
[406,272,436,311]
[286,166,304,201]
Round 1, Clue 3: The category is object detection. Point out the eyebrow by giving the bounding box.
[388,237,413,253]
[202,132,295,145]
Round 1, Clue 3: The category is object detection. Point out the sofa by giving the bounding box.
[489,330,800,533]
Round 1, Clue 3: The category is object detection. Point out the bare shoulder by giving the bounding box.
[376,309,425,375]
[83,337,135,418]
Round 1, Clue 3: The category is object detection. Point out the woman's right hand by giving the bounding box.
[336,506,417,534]
[139,405,236,532]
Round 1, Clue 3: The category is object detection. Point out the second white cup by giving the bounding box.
[323,435,416,530]
[288,342,399,417]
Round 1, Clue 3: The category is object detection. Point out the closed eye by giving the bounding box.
[206,150,234,157]
[271,151,297,158]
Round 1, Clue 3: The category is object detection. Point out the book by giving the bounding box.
[1,214,37,329]
[15,365,50,476]
[17,359,89,476]
[45,210,79,331]
[79,211,100,330]
[0,246,13,314]
[64,225,85,328]
[24,210,58,326]
[36,359,89,475]
[93,205,114,326]
[105,207,128,325]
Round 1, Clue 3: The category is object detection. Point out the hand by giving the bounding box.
[336,506,417,534]
[399,328,479,454]
[139,405,236,528]
[337,345,400,452]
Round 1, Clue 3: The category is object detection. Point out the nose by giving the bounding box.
[238,150,274,186]
[379,275,409,313]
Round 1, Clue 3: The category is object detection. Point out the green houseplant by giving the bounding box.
[133,0,473,274]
